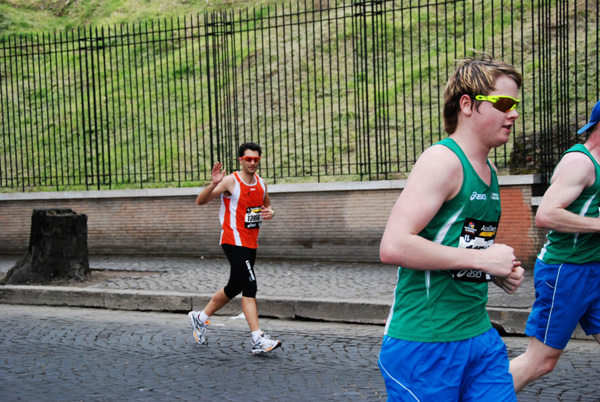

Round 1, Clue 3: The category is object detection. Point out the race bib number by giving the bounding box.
[451,218,498,283]
[245,206,262,229]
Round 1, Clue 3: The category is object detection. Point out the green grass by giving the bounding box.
[0,0,287,36]
[0,0,598,191]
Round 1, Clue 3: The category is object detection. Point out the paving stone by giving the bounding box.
[1,305,599,402]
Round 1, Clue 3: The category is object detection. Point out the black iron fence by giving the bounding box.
[1,0,599,191]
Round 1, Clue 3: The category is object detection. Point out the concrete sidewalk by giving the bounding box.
[0,254,584,338]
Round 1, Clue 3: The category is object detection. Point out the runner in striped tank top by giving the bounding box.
[187,142,282,355]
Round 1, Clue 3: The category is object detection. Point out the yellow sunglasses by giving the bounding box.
[474,95,520,113]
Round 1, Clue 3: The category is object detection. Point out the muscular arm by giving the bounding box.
[536,152,600,233]
[379,145,517,279]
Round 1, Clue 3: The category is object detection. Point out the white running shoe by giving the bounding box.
[251,332,282,354]
[188,311,210,345]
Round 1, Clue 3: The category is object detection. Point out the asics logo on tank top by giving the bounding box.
[452,268,492,282]
[470,191,487,201]
[469,191,500,201]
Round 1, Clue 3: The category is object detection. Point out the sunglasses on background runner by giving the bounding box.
[241,156,261,163]
[473,95,520,113]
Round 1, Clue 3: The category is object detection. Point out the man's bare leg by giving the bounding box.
[203,288,231,316]
[242,296,260,332]
[509,336,563,392]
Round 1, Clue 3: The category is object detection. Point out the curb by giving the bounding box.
[1,285,592,339]
[0,286,390,325]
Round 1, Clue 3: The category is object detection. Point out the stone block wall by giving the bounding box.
[0,175,545,265]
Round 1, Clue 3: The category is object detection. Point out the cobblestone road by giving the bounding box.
[1,305,599,401]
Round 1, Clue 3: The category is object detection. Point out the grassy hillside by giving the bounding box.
[0,0,284,36]
[1,1,597,191]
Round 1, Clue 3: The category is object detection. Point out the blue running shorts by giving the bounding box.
[378,328,516,402]
[525,259,600,349]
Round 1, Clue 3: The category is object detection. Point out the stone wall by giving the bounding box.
[0,175,546,266]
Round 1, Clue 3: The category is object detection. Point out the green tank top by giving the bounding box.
[384,138,502,342]
[539,144,600,264]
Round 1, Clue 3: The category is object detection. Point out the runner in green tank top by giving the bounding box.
[510,100,600,393]
[383,136,503,343]
[378,56,525,401]
[537,142,600,265]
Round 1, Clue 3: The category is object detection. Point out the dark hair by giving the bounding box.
[443,54,523,134]
[238,142,262,157]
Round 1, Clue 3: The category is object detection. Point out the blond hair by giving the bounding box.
[443,55,523,134]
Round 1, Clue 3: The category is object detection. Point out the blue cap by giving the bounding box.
[577,100,600,134]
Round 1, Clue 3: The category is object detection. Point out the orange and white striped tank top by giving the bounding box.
[219,171,266,249]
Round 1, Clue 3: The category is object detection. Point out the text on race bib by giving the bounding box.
[245,206,262,229]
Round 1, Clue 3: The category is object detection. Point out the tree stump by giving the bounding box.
[1,208,90,285]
